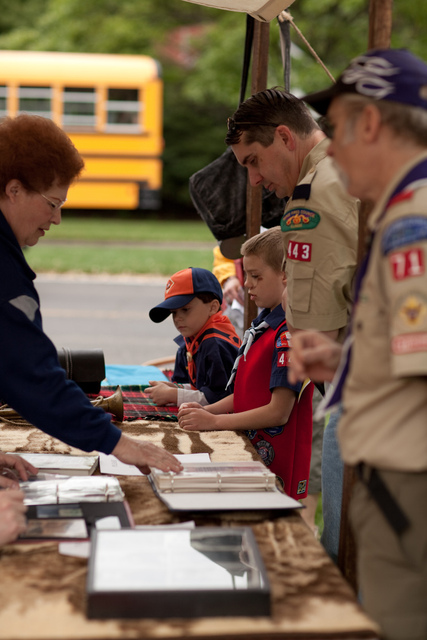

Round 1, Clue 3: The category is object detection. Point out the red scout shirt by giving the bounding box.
[232,306,313,499]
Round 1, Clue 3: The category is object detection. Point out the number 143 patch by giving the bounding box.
[287,240,312,262]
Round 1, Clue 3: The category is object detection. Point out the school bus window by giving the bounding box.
[18,86,52,117]
[106,88,140,131]
[62,87,96,128]
[0,86,7,118]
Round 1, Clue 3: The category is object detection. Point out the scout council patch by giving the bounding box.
[281,208,320,231]
[276,331,291,348]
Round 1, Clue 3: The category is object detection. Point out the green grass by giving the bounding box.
[25,216,216,275]
[46,216,215,243]
[26,244,215,275]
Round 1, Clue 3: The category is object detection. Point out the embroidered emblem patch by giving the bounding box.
[281,208,320,231]
[392,332,427,354]
[287,240,312,262]
[255,440,275,466]
[398,295,427,327]
[389,248,424,280]
[263,426,284,437]
[296,480,307,495]
[245,430,257,440]
[382,216,427,255]
[276,331,291,348]
[277,351,289,367]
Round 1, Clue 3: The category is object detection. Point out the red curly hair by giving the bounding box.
[0,114,84,195]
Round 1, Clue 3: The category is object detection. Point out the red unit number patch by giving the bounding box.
[287,240,312,262]
[390,248,425,280]
[277,351,288,367]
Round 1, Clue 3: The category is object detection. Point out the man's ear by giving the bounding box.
[360,104,382,143]
[5,179,22,201]
[209,299,221,316]
[276,125,296,151]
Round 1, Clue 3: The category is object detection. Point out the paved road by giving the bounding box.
[35,273,179,366]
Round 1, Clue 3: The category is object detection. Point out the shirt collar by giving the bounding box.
[368,150,427,232]
[254,304,286,330]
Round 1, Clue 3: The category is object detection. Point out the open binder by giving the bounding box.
[149,461,302,513]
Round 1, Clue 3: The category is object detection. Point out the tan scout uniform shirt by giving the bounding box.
[282,138,359,339]
[340,152,427,471]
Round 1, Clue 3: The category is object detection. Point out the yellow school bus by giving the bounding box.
[0,50,163,210]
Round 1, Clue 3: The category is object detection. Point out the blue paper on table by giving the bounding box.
[102,365,169,387]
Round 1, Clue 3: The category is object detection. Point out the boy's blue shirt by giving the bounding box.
[172,330,239,404]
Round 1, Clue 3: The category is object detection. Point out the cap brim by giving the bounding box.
[149,294,195,323]
[218,235,246,260]
[302,84,341,116]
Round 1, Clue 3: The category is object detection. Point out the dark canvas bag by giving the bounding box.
[188,15,288,243]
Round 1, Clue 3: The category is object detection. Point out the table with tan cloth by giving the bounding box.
[0,418,380,640]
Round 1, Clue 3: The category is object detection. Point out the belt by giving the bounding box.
[356,463,410,536]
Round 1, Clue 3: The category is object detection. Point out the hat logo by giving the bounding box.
[165,278,175,294]
[342,55,398,100]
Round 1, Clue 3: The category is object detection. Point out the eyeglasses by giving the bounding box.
[226,117,280,133]
[39,193,67,211]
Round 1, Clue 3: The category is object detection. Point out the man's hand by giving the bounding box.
[178,405,218,431]
[288,330,342,385]
[111,434,183,475]
[0,453,38,489]
[223,276,244,305]
[145,381,178,406]
[0,490,28,545]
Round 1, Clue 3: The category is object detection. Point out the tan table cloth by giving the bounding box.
[0,419,380,639]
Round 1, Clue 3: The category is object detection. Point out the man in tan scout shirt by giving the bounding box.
[290,48,427,640]
[226,89,359,560]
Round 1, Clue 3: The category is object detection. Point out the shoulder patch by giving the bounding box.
[9,295,39,322]
[281,208,320,232]
[276,330,291,348]
[382,216,427,255]
[291,184,311,201]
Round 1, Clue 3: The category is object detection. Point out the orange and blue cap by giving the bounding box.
[303,48,427,116]
[149,267,223,323]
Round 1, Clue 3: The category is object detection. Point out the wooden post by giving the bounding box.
[338,0,393,591]
[244,20,270,329]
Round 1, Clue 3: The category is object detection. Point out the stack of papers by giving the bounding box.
[150,461,277,493]
[11,452,99,476]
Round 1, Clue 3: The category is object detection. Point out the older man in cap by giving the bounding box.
[289,48,427,640]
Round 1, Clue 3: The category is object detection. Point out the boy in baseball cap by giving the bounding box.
[146,267,241,407]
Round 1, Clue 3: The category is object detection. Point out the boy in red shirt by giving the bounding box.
[178,228,313,500]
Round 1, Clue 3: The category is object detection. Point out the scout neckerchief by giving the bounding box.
[317,157,427,419]
[184,312,241,389]
[226,319,270,389]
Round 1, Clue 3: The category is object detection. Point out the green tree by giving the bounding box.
[1,0,426,207]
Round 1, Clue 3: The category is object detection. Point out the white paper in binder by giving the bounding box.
[181,0,296,23]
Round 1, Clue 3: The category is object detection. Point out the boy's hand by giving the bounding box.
[178,406,218,431]
[145,381,178,406]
